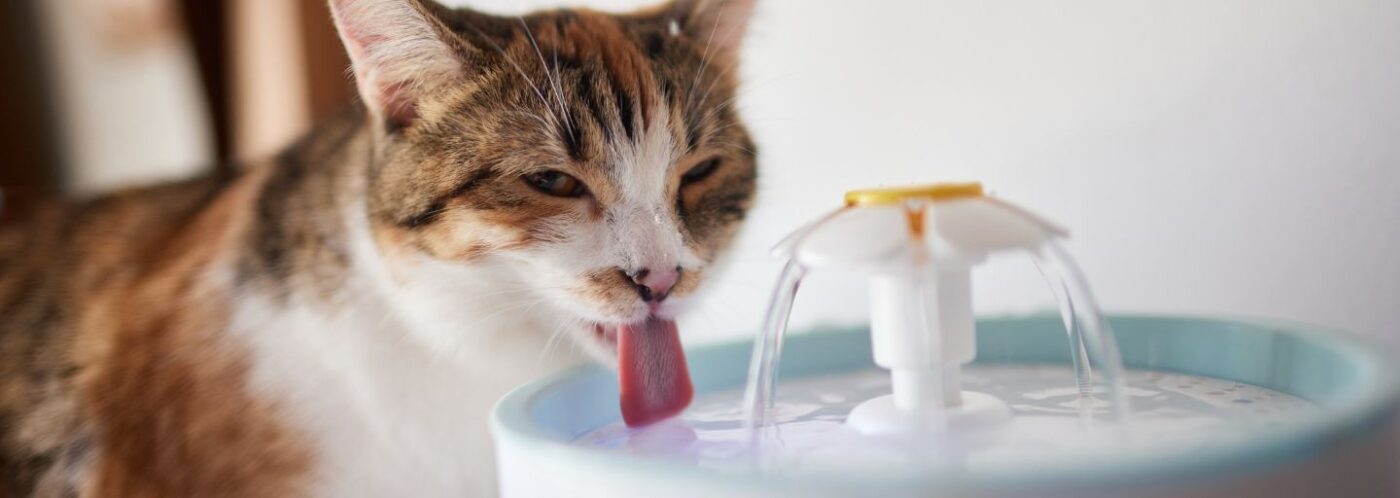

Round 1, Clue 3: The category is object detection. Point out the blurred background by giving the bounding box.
[2,0,1397,347]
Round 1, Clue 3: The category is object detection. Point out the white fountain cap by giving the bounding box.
[775,183,1068,435]
[775,183,1067,269]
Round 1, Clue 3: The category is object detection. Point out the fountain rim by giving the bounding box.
[490,314,1400,494]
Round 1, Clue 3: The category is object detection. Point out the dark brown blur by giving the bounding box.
[0,0,355,203]
[0,1,62,199]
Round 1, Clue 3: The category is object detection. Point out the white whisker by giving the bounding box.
[519,17,574,138]
[684,4,726,116]
[474,296,549,324]
[459,21,561,131]
[538,315,578,364]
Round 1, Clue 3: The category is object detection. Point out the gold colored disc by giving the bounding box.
[843,182,984,207]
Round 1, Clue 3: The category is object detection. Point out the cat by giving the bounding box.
[0,0,757,496]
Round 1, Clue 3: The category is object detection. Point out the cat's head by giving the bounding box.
[329,0,757,359]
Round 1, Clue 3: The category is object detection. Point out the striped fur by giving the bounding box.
[0,0,757,496]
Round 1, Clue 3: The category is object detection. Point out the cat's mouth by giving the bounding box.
[583,300,685,353]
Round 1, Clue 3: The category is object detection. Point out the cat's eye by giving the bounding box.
[523,170,588,198]
[681,158,722,186]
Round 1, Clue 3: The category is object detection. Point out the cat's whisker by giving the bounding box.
[549,43,575,140]
[692,61,788,128]
[538,315,578,365]
[705,116,795,139]
[688,74,791,154]
[474,286,577,299]
[683,5,725,118]
[460,21,562,131]
[689,46,750,120]
[693,134,759,159]
[540,322,566,354]
[472,297,551,329]
[704,69,791,111]
[693,77,780,134]
[505,109,558,139]
[686,2,752,118]
[519,17,574,138]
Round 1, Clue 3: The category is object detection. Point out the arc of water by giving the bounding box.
[742,261,808,435]
[1033,242,1131,424]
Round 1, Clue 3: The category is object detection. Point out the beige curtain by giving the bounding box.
[231,0,354,163]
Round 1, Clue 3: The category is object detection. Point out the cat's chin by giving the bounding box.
[591,324,620,350]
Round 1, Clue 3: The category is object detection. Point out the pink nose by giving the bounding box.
[625,266,681,302]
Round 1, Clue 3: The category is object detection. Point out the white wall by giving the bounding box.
[36,0,213,195]
[468,0,1400,345]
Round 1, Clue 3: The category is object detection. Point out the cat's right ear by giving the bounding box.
[328,0,464,130]
[670,0,758,63]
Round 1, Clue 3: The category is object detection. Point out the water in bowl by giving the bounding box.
[574,364,1314,474]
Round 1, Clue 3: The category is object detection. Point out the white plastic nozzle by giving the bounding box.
[868,263,976,411]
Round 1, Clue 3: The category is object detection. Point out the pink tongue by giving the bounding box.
[617,318,693,427]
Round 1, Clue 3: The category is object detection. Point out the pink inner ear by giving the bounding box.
[330,0,457,129]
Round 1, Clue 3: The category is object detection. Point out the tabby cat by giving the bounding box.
[0,0,757,495]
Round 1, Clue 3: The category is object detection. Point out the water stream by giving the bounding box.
[1033,241,1131,423]
[740,260,807,432]
[740,241,1131,436]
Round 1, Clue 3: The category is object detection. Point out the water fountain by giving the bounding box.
[745,183,1125,438]
[492,183,1400,497]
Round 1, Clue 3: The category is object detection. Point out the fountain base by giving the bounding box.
[495,317,1400,498]
[846,391,1012,435]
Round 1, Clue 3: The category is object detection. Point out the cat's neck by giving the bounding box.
[218,115,574,495]
[235,104,376,303]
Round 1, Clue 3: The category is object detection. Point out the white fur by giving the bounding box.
[230,198,587,497]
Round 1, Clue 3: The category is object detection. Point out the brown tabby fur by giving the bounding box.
[0,0,757,496]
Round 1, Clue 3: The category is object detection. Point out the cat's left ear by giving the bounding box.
[328,0,466,129]
[670,0,758,62]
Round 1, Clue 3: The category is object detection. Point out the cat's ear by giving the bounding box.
[328,0,464,129]
[672,0,757,62]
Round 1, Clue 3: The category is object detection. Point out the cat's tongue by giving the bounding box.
[617,318,693,427]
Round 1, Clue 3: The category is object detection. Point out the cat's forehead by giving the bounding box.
[435,8,733,166]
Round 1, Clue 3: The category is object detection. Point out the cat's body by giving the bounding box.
[0,0,757,496]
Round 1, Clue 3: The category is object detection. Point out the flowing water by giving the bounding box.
[1032,241,1131,424]
[740,260,807,432]
[576,365,1314,473]
[741,241,1131,435]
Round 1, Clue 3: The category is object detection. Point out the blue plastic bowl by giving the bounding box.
[492,315,1400,497]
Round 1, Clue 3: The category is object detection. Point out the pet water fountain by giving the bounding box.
[493,183,1400,497]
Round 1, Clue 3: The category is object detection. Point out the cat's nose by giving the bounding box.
[624,266,682,303]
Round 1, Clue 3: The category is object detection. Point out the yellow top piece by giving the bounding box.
[844,182,984,207]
